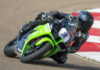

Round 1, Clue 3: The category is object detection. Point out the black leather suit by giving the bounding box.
[19,11,89,53]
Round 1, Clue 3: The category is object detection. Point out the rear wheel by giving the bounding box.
[4,37,17,57]
[20,42,52,63]
[52,51,67,64]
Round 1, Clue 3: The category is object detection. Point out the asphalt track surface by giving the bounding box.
[0,0,100,70]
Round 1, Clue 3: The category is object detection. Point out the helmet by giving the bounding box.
[77,11,94,33]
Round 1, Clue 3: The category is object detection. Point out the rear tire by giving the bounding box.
[52,52,67,64]
[4,37,17,57]
[20,42,52,63]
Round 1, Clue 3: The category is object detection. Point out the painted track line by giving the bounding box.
[92,21,100,29]
[76,52,100,62]
[89,28,100,36]
[78,42,100,52]
[87,35,100,43]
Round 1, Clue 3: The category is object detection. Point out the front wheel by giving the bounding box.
[20,42,52,63]
[4,37,17,57]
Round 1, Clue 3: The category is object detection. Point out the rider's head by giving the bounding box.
[77,11,94,33]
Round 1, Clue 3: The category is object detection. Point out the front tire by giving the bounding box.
[4,37,17,57]
[20,42,52,63]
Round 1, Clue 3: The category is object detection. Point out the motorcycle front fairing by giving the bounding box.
[14,29,34,56]
[15,23,61,57]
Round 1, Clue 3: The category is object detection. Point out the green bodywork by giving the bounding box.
[21,23,63,58]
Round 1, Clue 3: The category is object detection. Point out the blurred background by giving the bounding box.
[0,0,100,70]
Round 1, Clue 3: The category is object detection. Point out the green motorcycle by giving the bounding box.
[4,20,78,64]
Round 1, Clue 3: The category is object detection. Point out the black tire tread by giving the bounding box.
[52,52,67,64]
[4,38,17,57]
[20,42,52,63]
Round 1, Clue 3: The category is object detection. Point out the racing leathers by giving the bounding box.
[19,11,89,53]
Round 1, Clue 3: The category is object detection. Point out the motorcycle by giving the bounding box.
[4,19,78,64]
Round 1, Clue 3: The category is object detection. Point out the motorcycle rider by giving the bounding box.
[19,11,94,63]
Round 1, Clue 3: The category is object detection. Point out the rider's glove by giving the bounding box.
[19,23,32,40]
[21,24,31,33]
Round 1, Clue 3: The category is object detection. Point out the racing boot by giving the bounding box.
[68,46,80,53]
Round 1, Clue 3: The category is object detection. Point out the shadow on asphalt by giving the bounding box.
[27,60,100,70]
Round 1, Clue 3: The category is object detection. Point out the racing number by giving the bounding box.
[59,28,70,42]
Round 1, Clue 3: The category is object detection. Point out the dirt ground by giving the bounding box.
[0,0,100,70]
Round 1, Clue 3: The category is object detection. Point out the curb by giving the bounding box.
[72,8,100,62]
